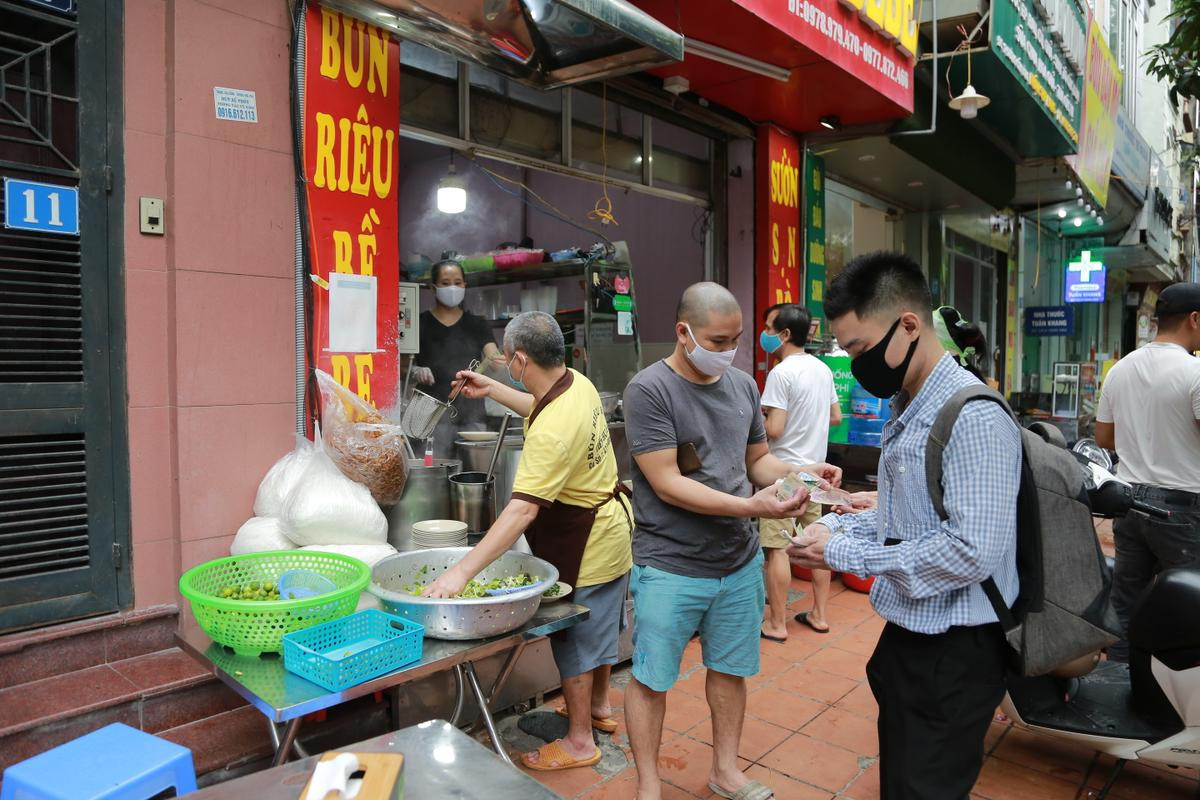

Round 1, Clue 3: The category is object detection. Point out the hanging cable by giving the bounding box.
[588,83,619,227]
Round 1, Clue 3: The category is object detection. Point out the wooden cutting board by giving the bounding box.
[299,752,404,800]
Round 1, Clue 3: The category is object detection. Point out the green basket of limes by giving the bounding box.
[179,551,370,656]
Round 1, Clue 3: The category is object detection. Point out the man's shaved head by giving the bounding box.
[676,282,742,327]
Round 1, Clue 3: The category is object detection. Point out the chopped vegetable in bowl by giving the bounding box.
[402,571,537,599]
[542,583,563,598]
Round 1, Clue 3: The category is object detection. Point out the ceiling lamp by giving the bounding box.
[949,85,990,119]
[819,115,841,130]
[1057,208,1067,219]
[437,153,466,215]
[1073,217,1083,227]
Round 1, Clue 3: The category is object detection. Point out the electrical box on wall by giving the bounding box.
[139,197,164,235]
[397,282,420,354]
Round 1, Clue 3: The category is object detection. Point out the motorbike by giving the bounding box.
[1000,434,1199,798]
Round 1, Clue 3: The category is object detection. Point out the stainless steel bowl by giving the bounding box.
[369,548,558,640]
[598,391,620,417]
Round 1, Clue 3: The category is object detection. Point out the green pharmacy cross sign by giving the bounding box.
[1065,250,1106,303]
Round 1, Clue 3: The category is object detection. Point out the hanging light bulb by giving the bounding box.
[1065,179,1073,191]
[1073,217,1083,227]
[1085,203,1092,213]
[948,46,990,119]
[1057,207,1067,219]
[1075,187,1083,197]
[949,85,990,119]
[1077,196,1085,206]
[437,153,467,214]
[1097,216,1104,225]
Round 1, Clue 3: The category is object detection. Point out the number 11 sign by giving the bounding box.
[4,177,80,236]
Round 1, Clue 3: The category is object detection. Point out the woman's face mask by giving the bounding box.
[435,285,465,307]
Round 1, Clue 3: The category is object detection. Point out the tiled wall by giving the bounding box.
[124,0,297,608]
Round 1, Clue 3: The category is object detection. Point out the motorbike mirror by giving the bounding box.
[1072,438,1113,472]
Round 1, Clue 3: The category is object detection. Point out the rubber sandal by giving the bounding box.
[760,629,787,643]
[520,739,602,771]
[554,706,619,733]
[793,611,830,633]
[708,779,774,799]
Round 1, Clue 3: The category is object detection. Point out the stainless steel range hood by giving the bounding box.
[321,0,684,89]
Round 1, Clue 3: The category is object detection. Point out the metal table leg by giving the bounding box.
[464,641,528,736]
[450,662,467,726]
[462,660,514,765]
[270,718,303,767]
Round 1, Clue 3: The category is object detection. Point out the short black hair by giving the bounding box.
[1156,312,1193,332]
[762,303,786,323]
[770,304,812,346]
[431,259,464,285]
[824,251,933,323]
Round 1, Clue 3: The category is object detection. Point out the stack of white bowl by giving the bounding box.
[411,519,468,549]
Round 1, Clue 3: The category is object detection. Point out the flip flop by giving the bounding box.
[708,779,774,800]
[793,611,830,634]
[520,739,602,771]
[760,630,787,644]
[555,706,619,733]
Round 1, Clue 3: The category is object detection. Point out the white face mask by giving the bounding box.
[435,285,465,307]
[684,324,737,378]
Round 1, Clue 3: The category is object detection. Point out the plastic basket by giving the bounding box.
[179,551,370,656]
[282,609,424,691]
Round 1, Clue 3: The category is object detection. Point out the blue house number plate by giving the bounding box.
[4,177,80,236]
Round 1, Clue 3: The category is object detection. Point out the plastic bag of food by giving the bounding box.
[230,517,297,555]
[253,437,318,518]
[300,543,398,568]
[280,449,388,546]
[315,370,409,506]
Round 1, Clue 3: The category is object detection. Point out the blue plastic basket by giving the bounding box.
[281,609,424,691]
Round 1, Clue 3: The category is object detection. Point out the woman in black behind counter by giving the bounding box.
[410,259,505,455]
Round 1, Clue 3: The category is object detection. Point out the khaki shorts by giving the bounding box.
[759,505,822,549]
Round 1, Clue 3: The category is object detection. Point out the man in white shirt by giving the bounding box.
[758,304,842,641]
[1096,282,1200,661]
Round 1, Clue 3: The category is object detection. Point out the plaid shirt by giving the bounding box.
[823,353,1021,634]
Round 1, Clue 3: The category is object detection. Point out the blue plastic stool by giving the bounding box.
[1,723,197,800]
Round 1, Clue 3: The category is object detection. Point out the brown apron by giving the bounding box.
[525,484,631,588]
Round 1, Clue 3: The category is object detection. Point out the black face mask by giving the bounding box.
[851,318,918,399]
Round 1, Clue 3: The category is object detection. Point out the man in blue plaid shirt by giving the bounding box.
[790,252,1020,799]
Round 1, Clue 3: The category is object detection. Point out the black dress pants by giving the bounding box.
[867,621,1007,800]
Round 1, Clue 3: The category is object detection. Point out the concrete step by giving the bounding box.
[0,646,247,776]
[0,605,178,689]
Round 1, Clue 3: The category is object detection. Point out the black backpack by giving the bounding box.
[925,385,1120,676]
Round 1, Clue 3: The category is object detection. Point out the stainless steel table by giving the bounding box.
[187,719,561,798]
[175,603,588,767]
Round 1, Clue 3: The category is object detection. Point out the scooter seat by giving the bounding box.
[1129,567,1200,670]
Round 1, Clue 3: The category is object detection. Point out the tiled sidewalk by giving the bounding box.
[500,571,1199,800]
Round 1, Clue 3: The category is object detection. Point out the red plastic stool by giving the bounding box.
[842,573,875,593]
[790,564,841,582]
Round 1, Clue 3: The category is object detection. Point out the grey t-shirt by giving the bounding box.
[623,360,767,578]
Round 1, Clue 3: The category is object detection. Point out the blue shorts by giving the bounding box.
[630,550,766,692]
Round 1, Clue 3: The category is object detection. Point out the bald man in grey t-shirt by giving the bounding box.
[622,282,840,800]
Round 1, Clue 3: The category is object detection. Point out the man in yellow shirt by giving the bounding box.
[427,311,633,773]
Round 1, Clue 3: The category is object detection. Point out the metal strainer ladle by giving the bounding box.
[401,359,479,440]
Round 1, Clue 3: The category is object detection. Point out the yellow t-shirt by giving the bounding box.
[510,369,633,587]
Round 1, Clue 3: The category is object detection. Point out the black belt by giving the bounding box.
[884,538,902,546]
[1132,484,1200,509]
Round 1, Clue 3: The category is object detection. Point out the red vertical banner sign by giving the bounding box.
[754,125,802,384]
[301,3,400,411]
